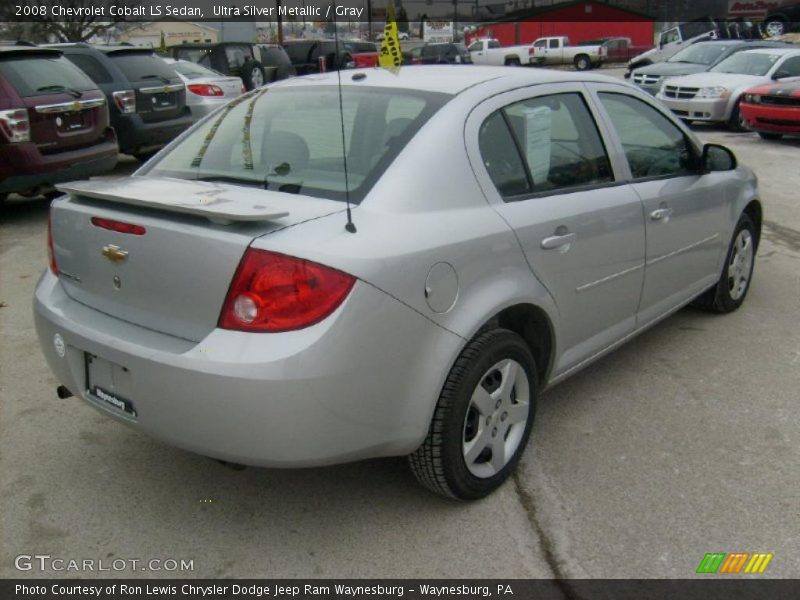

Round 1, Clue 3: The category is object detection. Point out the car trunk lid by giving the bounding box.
[106,49,187,123]
[51,176,345,342]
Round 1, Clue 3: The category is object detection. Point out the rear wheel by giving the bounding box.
[758,132,783,140]
[409,328,537,500]
[764,19,786,37]
[505,57,521,66]
[693,213,756,313]
[574,54,591,71]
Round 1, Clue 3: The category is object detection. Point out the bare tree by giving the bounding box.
[0,1,143,43]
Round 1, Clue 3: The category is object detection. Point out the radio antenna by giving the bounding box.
[332,8,357,233]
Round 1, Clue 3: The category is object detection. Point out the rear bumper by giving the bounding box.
[33,272,462,468]
[741,102,800,133]
[0,130,118,195]
[112,109,194,155]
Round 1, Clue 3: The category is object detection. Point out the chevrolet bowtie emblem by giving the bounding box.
[102,244,128,263]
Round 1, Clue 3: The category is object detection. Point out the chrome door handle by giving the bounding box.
[540,232,576,250]
[650,208,674,221]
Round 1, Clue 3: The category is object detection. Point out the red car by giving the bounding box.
[345,41,379,68]
[741,78,800,140]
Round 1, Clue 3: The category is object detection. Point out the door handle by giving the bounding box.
[541,232,576,250]
[650,207,674,221]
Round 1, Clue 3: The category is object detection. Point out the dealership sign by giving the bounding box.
[423,21,454,43]
[728,0,783,18]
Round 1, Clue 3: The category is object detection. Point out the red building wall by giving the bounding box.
[467,1,655,47]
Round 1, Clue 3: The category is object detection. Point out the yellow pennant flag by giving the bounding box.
[378,0,403,70]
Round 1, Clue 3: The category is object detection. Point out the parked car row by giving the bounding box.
[648,47,800,132]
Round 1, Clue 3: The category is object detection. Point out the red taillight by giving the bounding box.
[0,108,30,143]
[112,89,136,114]
[47,212,58,275]
[91,217,146,236]
[219,249,356,333]
[187,83,225,97]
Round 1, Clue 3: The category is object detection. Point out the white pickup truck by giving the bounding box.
[529,36,607,70]
[467,39,535,66]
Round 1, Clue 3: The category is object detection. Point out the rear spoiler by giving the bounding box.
[56,177,290,226]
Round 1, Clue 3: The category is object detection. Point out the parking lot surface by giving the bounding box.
[1,69,798,579]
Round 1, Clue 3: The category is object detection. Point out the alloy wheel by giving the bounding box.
[728,229,754,301]
[462,358,530,478]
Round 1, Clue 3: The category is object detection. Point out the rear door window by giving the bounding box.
[480,93,613,199]
[0,54,98,97]
[108,52,178,82]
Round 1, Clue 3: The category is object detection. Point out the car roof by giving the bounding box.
[272,65,624,95]
[45,43,154,55]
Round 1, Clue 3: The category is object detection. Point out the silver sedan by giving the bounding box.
[35,67,761,499]
[163,58,244,120]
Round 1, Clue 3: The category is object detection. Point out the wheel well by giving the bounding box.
[744,200,762,250]
[504,55,520,64]
[484,304,554,385]
[575,53,589,61]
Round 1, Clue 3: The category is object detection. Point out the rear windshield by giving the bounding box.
[109,52,179,82]
[147,86,450,203]
[0,54,98,97]
[170,60,221,79]
[668,43,731,65]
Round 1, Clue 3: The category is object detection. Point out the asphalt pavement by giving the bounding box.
[0,68,798,580]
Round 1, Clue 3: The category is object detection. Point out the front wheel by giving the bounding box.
[693,213,757,313]
[409,329,537,500]
[728,99,750,132]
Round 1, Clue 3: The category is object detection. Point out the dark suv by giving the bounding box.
[48,44,193,161]
[170,42,296,90]
[419,43,472,65]
[0,46,118,203]
[282,40,356,74]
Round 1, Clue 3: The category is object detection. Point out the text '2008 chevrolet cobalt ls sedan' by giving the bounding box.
[35,66,761,499]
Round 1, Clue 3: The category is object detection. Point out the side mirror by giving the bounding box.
[702,143,737,172]
[772,70,791,80]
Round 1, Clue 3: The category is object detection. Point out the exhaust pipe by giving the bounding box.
[56,385,73,399]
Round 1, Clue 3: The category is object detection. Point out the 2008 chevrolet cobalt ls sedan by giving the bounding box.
[34,67,761,499]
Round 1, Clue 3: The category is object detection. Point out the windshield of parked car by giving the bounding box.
[146,86,450,203]
[710,52,781,75]
[169,60,222,79]
[0,54,98,97]
[668,43,731,65]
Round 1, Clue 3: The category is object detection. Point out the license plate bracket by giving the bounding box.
[85,353,137,418]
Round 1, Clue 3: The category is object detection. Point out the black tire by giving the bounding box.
[692,213,757,313]
[505,57,521,66]
[409,328,537,500]
[728,99,749,132]
[574,54,591,71]
[240,60,266,90]
[0,193,7,206]
[758,132,783,140]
